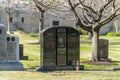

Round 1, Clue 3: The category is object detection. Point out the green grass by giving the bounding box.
[2,32,120,80]
[12,32,40,69]
[0,71,120,80]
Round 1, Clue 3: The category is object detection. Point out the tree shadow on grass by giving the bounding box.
[27,42,40,45]
[81,60,118,65]
[112,61,120,64]
[80,41,92,45]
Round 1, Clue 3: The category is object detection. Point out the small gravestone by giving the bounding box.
[19,44,28,60]
[39,26,80,71]
[99,39,110,61]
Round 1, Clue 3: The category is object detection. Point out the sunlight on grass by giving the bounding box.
[80,35,120,71]
[12,32,40,69]
[0,71,120,80]
[15,33,120,71]
[1,32,120,80]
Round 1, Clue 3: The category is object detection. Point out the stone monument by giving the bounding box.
[99,39,109,61]
[39,26,80,71]
[19,44,28,60]
[0,24,23,70]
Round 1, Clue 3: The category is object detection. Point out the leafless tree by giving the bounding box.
[67,0,120,61]
[33,0,120,61]
[3,0,13,33]
[33,0,57,43]
[112,0,120,32]
[1,0,37,33]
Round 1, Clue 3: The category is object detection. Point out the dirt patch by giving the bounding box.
[81,61,117,65]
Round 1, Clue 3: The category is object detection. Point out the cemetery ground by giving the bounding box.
[1,31,120,80]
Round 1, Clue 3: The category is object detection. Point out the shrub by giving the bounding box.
[81,29,88,35]
[15,27,26,34]
[17,27,25,32]
[30,32,39,37]
[106,32,120,36]
[76,26,88,35]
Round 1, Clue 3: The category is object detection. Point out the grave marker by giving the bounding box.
[0,24,24,70]
[6,35,19,61]
[39,26,80,70]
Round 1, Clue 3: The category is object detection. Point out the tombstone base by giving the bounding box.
[37,65,84,72]
[0,62,24,71]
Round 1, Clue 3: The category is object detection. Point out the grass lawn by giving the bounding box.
[80,35,120,71]
[2,31,120,80]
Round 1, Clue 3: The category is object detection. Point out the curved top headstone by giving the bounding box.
[41,26,79,34]
[40,26,80,68]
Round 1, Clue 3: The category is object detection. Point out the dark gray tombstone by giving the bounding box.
[19,44,28,60]
[40,26,80,70]
[99,39,109,61]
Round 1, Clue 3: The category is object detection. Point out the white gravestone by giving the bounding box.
[0,24,23,70]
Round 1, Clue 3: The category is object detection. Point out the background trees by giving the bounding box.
[65,0,120,61]
[34,0,120,61]
[2,0,13,33]
[33,0,58,43]
[0,0,37,33]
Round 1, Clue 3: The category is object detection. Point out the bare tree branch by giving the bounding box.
[99,0,115,20]
[45,0,56,8]
[68,0,92,32]
[33,0,45,12]
[82,9,93,26]
[79,0,99,16]
[95,8,120,31]
[47,11,76,21]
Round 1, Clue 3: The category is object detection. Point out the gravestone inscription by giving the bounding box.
[6,35,19,61]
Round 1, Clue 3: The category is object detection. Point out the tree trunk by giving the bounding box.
[7,13,10,34]
[38,12,44,44]
[40,12,44,31]
[92,30,100,61]
[88,32,92,39]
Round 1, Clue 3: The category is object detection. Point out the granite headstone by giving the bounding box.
[40,26,80,70]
